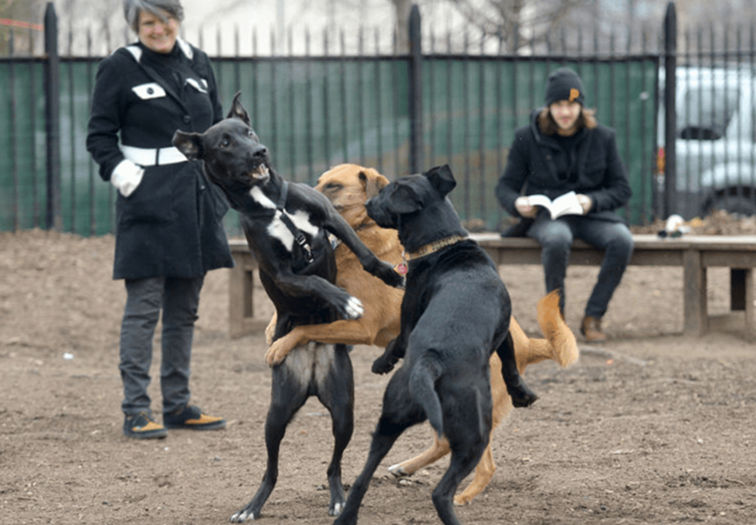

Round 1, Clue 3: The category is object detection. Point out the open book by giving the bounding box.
[528,191,584,220]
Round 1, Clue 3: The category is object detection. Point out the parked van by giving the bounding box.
[657,66,756,218]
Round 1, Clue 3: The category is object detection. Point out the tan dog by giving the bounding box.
[264,164,404,364]
[264,164,578,504]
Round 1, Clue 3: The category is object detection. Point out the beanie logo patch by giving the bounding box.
[569,88,580,102]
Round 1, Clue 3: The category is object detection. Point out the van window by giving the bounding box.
[677,87,739,140]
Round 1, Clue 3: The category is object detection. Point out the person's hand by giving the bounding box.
[515,196,537,218]
[576,194,593,214]
[110,159,144,198]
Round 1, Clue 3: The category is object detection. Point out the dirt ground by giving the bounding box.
[1,226,756,525]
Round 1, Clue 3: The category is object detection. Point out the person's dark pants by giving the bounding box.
[527,214,634,318]
[119,275,205,417]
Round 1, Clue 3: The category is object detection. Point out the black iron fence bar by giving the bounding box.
[752,26,755,212]
[640,28,650,221]
[478,32,486,228]
[67,30,76,234]
[462,32,470,220]
[86,30,96,235]
[408,5,422,173]
[30,50,40,228]
[373,29,384,175]
[10,32,18,231]
[663,1,677,218]
[305,30,314,184]
[43,2,61,231]
[495,35,504,229]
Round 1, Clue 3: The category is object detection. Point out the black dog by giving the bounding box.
[173,92,404,522]
[333,165,538,525]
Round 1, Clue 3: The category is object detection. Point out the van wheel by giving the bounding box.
[707,195,756,217]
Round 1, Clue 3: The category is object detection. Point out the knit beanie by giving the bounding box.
[544,67,585,106]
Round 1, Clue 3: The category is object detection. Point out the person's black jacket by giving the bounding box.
[87,39,233,280]
[496,108,632,235]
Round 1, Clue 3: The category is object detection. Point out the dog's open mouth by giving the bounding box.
[248,164,270,182]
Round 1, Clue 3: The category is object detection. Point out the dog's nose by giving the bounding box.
[253,145,268,159]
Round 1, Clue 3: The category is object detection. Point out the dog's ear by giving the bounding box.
[172,130,205,161]
[360,168,390,200]
[424,164,456,197]
[227,91,251,126]
[385,184,424,215]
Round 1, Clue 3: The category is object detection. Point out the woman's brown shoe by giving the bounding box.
[581,316,607,342]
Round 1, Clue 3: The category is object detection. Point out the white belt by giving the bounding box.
[121,145,188,166]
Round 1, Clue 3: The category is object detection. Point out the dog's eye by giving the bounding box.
[247,129,257,140]
[325,183,342,191]
[220,137,230,148]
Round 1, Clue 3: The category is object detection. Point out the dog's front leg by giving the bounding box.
[371,334,406,374]
[273,271,364,321]
[495,332,539,408]
[324,215,405,289]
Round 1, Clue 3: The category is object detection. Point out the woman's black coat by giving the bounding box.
[496,108,632,233]
[87,39,233,280]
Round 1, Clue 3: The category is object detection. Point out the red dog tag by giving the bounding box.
[394,262,408,275]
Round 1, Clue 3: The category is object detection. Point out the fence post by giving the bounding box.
[663,2,677,217]
[44,2,61,231]
[408,4,423,173]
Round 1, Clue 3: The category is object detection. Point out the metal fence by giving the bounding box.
[659,7,756,219]
[0,3,683,237]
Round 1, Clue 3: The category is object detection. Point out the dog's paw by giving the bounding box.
[453,494,473,506]
[371,355,396,375]
[265,341,291,367]
[508,379,539,408]
[388,463,409,478]
[264,324,275,346]
[344,296,364,320]
[230,509,257,522]
[329,501,344,517]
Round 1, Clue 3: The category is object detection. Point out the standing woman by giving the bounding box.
[87,0,234,439]
[496,67,634,342]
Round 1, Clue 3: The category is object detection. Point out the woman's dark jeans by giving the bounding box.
[527,214,634,318]
[119,275,204,416]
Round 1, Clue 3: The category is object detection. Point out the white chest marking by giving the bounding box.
[248,187,319,252]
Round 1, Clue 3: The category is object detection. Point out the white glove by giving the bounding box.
[110,159,144,198]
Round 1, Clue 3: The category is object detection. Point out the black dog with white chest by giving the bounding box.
[333,165,538,525]
[173,92,403,522]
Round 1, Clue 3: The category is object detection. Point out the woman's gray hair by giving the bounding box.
[123,0,184,32]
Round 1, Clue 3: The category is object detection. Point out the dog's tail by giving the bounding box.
[409,356,444,438]
[517,290,579,370]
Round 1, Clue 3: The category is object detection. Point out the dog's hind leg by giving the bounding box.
[230,358,310,523]
[432,443,487,525]
[495,331,539,408]
[388,433,450,478]
[453,440,496,506]
[334,373,424,525]
[431,389,491,525]
[316,344,355,517]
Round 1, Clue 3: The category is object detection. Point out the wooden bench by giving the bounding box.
[227,234,756,340]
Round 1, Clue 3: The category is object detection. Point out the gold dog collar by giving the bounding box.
[407,235,468,261]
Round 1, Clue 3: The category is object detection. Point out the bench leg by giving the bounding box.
[746,268,755,341]
[683,249,707,336]
[228,251,263,339]
[731,269,746,311]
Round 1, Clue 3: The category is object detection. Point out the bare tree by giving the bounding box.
[0,0,47,54]
[391,0,413,52]
[446,0,591,53]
